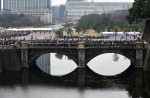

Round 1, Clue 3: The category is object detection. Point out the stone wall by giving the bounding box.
[143,43,150,71]
[0,50,22,72]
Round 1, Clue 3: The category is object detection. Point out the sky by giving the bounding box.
[51,0,134,6]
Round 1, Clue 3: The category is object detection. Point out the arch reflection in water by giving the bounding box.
[87,53,131,76]
[36,53,77,76]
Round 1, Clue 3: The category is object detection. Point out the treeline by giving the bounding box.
[75,13,144,33]
[0,13,49,28]
[127,0,150,41]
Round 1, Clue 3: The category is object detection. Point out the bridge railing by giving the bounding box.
[0,39,145,49]
[0,44,18,49]
[28,43,78,48]
[85,42,136,48]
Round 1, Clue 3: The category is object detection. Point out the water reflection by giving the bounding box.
[113,53,119,62]
[88,53,131,76]
[55,53,64,60]
[0,68,149,98]
[36,53,77,76]
[0,87,130,98]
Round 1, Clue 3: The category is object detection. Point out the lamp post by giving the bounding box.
[31,34,34,40]
[133,31,136,40]
[48,34,52,40]
[125,32,128,40]
[113,26,119,41]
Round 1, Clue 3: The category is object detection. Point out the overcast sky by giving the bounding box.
[51,0,134,6]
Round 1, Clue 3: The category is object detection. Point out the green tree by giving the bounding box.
[127,0,150,41]
[55,28,63,37]
[75,13,126,34]
[0,13,49,28]
[55,53,63,60]
[75,14,102,33]
[67,28,72,36]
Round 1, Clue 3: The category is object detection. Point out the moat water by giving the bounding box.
[0,53,149,98]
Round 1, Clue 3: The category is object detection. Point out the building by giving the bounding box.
[51,6,59,24]
[66,1,133,23]
[12,9,52,24]
[0,0,2,11]
[2,0,51,10]
[67,0,87,2]
[51,4,66,24]
[0,0,52,23]
[59,5,66,21]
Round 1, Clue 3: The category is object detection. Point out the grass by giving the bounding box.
[72,29,100,36]
[0,27,5,32]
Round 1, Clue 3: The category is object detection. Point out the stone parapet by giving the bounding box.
[78,41,85,49]
[20,42,29,49]
[136,42,144,49]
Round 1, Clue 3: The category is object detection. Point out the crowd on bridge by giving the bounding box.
[0,37,147,48]
[0,29,149,46]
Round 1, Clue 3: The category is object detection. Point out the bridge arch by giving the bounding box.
[28,48,78,66]
[85,49,136,66]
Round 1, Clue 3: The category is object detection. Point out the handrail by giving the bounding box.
[28,43,78,48]
[0,40,144,49]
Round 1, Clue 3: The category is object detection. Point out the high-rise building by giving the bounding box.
[59,5,66,21]
[2,0,51,10]
[51,5,66,24]
[0,0,52,23]
[51,6,59,24]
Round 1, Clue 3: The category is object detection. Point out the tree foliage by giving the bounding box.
[55,53,63,60]
[55,28,63,37]
[127,0,150,23]
[127,0,150,41]
[75,13,144,33]
[0,13,49,28]
[67,28,72,36]
[76,14,112,33]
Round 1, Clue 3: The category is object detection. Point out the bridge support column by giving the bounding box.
[135,42,143,68]
[78,68,85,87]
[0,53,2,72]
[78,41,85,68]
[21,68,29,84]
[143,43,150,71]
[133,69,143,97]
[20,42,29,68]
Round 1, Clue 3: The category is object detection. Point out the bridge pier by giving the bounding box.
[78,68,85,87]
[0,52,2,72]
[135,42,143,68]
[143,43,150,71]
[20,42,29,68]
[133,69,143,97]
[21,68,29,84]
[78,41,85,68]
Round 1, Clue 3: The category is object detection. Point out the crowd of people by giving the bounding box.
[85,40,137,47]
[0,37,145,48]
[0,30,31,39]
[0,30,148,47]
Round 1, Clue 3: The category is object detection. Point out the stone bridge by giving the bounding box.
[0,41,150,72]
